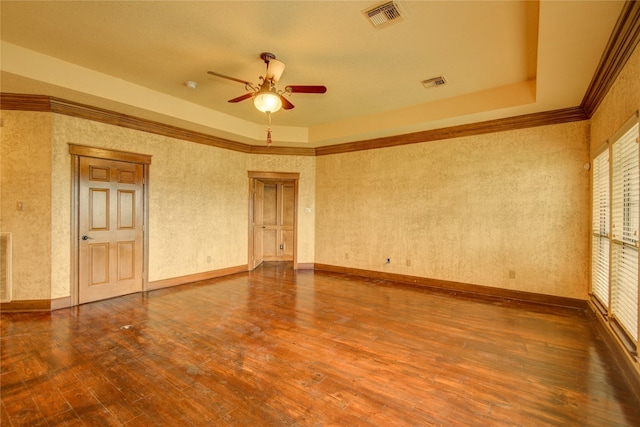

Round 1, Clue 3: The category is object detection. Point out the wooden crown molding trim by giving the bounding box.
[314,263,588,310]
[1,93,316,157]
[0,93,589,157]
[581,0,640,116]
[315,107,589,156]
[247,145,316,156]
[0,94,589,157]
[0,93,52,111]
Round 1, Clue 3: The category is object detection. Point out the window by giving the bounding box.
[611,119,639,342]
[592,112,639,349]
[591,149,609,307]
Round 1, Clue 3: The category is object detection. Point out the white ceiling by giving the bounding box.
[0,1,625,148]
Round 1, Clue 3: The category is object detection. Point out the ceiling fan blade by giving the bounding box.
[279,95,295,110]
[228,93,253,103]
[285,85,327,94]
[207,71,252,86]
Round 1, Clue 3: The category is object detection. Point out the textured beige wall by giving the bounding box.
[0,111,52,300]
[50,115,251,297]
[316,121,591,299]
[247,154,316,264]
[590,44,640,156]
[0,109,594,302]
[0,112,319,301]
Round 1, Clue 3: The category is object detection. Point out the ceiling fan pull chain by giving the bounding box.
[266,112,273,147]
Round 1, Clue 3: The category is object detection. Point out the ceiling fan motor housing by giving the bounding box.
[260,52,277,63]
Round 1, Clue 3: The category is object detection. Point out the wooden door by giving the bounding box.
[78,157,144,303]
[280,183,295,259]
[252,180,265,269]
[248,172,298,270]
[262,182,294,262]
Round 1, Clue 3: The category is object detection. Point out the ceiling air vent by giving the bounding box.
[363,1,405,29]
[421,76,447,89]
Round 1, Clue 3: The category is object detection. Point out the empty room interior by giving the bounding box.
[2,0,640,425]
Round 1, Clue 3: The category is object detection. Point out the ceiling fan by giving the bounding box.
[207,52,327,115]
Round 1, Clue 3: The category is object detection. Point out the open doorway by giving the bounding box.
[248,171,299,270]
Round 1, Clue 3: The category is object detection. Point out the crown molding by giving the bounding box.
[0,93,316,157]
[0,93,52,111]
[581,0,640,116]
[315,107,589,156]
[1,92,590,156]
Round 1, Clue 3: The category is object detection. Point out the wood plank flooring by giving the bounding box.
[2,263,639,426]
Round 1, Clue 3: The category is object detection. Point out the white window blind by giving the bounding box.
[592,149,610,307]
[611,120,639,342]
[612,244,638,341]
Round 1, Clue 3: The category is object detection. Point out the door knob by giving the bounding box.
[81,235,93,241]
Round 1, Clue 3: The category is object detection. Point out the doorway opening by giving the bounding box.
[248,171,299,271]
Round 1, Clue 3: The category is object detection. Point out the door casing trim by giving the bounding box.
[247,171,299,270]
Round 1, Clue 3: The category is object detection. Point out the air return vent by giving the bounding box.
[422,76,447,89]
[363,1,405,29]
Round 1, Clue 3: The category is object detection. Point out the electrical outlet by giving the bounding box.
[509,270,516,279]
[207,256,212,263]
[345,253,349,260]
[406,259,411,266]
[386,258,391,264]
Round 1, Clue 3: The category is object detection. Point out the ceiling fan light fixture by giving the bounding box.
[254,91,282,113]
[209,52,325,115]
[266,59,286,83]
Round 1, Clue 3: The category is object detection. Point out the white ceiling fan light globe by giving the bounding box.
[254,92,282,113]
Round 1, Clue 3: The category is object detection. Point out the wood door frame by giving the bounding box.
[248,171,299,270]
[69,144,151,306]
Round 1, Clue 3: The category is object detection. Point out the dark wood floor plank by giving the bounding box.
[0,400,12,427]
[44,409,86,427]
[2,263,640,426]
[0,373,48,426]
[56,374,123,426]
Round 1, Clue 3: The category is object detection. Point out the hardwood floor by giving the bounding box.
[2,263,639,426]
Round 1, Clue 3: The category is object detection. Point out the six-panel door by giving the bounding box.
[79,157,143,303]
